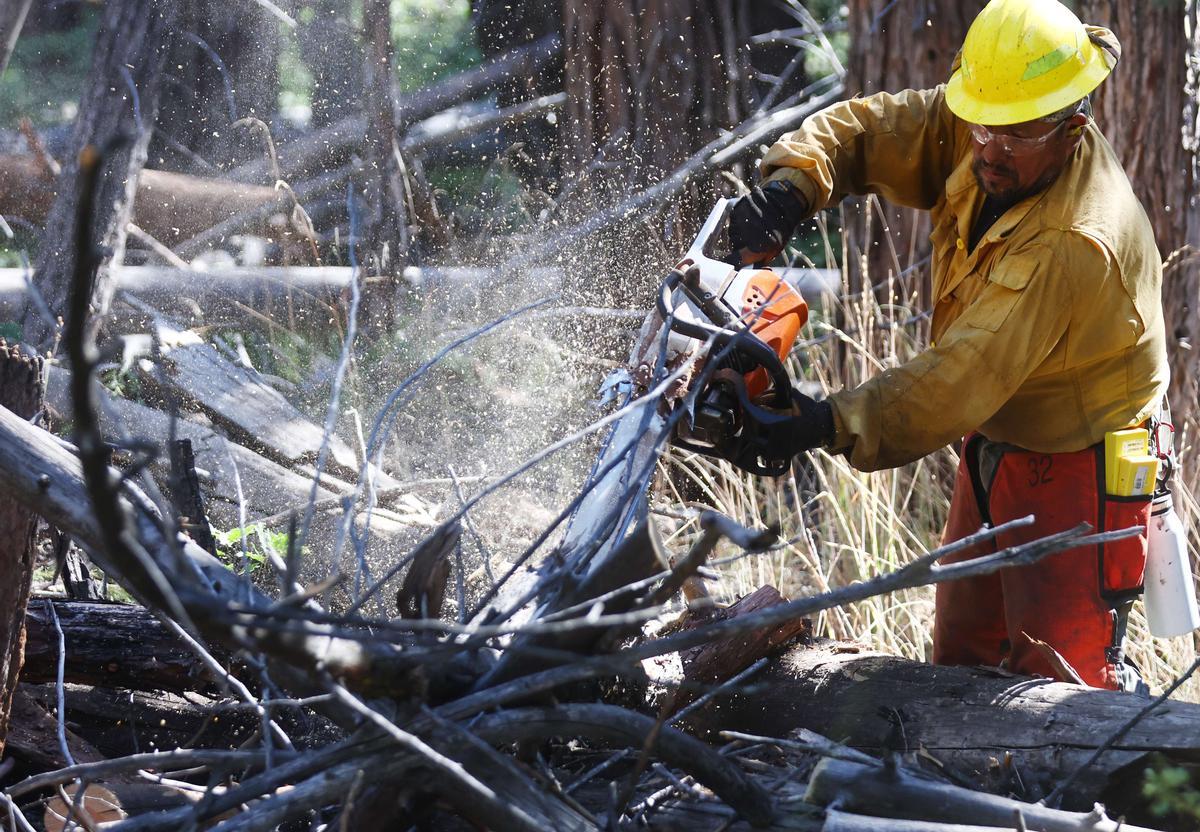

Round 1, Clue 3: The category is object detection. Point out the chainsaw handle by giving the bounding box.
[672,372,795,477]
[656,269,793,410]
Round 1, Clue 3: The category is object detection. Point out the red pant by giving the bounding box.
[932,435,1150,689]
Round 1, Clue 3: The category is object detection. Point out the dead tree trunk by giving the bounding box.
[22,0,174,352]
[844,0,984,301]
[1079,1,1200,470]
[356,0,450,330]
[0,341,44,757]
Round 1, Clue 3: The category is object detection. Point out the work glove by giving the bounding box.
[737,387,835,461]
[729,180,809,264]
[776,388,835,456]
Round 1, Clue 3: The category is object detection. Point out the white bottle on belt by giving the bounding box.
[1144,491,1200,638]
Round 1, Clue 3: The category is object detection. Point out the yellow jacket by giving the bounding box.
[760,86,1168,472]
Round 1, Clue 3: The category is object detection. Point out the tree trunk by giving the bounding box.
[20,682,254,761]
[361,0,407,263]
[1078,1,1200,465]
[154,0,281,172]
[473,0,562,188]
[0,341,44,758]
[297,0,363,129]
[561,0,754,194]
[22,0,174,351]
[557,1,803,294]
[844,0,984,301]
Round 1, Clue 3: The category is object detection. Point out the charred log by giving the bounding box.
[22,599,223,694]
[687,640,1200,809]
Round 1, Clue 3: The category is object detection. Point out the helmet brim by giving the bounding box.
[946,47,1111,125]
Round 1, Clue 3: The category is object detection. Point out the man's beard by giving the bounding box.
[972,158,1059,208]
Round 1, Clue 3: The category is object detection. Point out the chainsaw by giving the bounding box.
[630,199,809,476]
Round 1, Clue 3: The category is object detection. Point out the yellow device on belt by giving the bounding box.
[1104,428,1158,496]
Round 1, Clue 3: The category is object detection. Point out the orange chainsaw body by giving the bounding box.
[734,269,808,400]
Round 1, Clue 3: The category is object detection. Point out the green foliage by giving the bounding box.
[787,214,843,270]
[1143,761,1200,821]
[801,0,848,80]
[100,368,143,401]
[391,0,481,92]
[429,160,532,237]
[228,327,339,386]
[214,523,293,573]
[0,247,26,268]
[277,29,314,124]
[0,9,100,128]
[0,322,21,342]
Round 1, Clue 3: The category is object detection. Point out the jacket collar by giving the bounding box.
[935,151,1058,302]
[945,152,1059,254]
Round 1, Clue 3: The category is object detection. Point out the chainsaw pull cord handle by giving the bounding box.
[655,268,793,410]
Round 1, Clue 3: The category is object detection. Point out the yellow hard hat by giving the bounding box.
[946,0,1116,125]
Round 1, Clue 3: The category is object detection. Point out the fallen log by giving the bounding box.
[0,265,569,310]
[43,364,439,612]
[4,686,106,772]
[21,598,221,693]
[0,154,281,247]
[141,329,359,474]
[686,640,1200,807]
[20,682,255,761]
[44,364,343,528]
[171,163,350,261]
[0,390,435,701]
[405,93,566,162]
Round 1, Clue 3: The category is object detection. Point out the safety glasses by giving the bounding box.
[967,117,1071,157]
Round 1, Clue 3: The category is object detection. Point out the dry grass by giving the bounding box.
[652,217,1200,701]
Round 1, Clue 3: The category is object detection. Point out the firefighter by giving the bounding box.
[730,0,1169,691]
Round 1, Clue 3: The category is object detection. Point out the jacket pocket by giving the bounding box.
[961,284,1022,332]
[962,264,1033,333]
[1099,493,1151,603]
